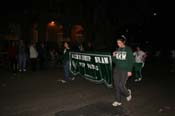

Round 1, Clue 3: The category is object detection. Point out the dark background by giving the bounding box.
[0,0,166,51]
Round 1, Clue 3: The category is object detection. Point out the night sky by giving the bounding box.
[0,0,163,49]
[1,0,160,23]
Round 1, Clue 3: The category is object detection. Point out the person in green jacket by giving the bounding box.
[112,35,134,107]
[61,42,75,83]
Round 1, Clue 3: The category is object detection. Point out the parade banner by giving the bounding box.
[69,52,112,88]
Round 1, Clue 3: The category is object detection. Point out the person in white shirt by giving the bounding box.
[133,46,147,82]
[29,42,38,71]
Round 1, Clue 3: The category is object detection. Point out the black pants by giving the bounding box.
[113,68,129,102]
[39,57,46,70]
[9,58,17,73]
[30,58,37,71]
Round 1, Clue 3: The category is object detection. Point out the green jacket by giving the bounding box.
[112,46,134,72]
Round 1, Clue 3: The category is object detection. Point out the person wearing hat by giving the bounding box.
[112,35,134,107]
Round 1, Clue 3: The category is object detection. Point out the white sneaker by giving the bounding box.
[112,101,122,107]
[126,89,132,102]
[135,78,142,82]
[19,69,22,72]
[138,78,142,81]
[23,69,26,72]
[71,77,75,80]
[61,80,67,83]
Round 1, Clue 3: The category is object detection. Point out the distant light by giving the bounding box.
[153,12,157,16]
[51,21,55,24]
[48,21,56,26]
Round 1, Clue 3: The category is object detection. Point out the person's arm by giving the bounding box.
[112,51,117,62]
[127,48,135,76]
[142,52,147,62]
[144,52,147,59]
[133,52,136,56]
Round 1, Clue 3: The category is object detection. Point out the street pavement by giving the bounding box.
[0,62,175,116]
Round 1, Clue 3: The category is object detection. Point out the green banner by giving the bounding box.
[69,52,112,88]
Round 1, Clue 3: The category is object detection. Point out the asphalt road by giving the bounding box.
[0,61,175,116]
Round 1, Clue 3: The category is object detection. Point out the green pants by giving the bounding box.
[133,63,143,79]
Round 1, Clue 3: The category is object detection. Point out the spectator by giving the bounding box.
[18,40,27,72]
[7,41,17,74]
[29,42,38,71]
[38,42,47,70]
[49,48,58,68]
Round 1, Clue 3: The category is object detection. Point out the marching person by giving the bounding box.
[61,41,75,83]
[133,46,147,82]
[112,35,134,107]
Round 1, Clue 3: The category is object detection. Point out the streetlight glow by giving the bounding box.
[48,21,56,26]
[153,12,157,16]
